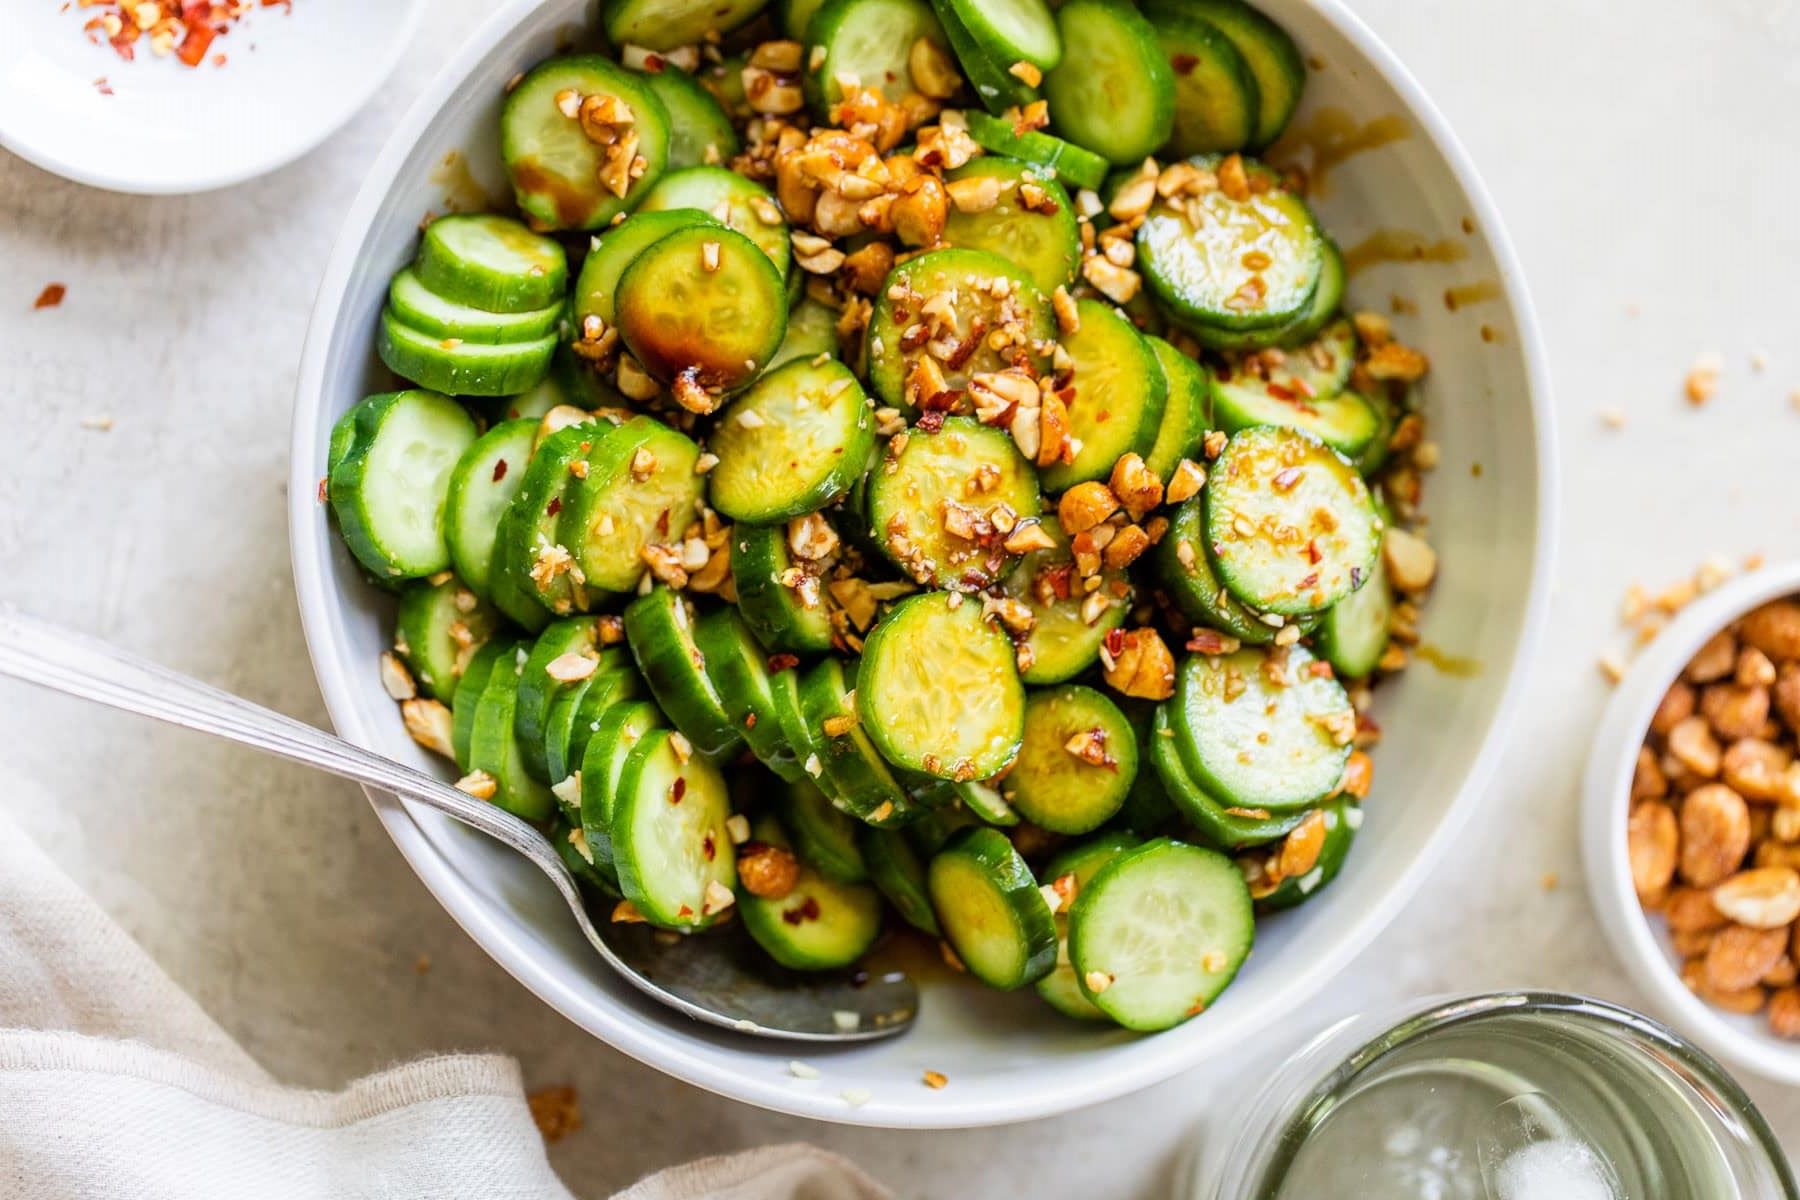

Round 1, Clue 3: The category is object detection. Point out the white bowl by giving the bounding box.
[289,0,1556,1127]
[1582,563,1800,1088]
[0,0,423,194]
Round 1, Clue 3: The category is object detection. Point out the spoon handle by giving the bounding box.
[0,605,559,867]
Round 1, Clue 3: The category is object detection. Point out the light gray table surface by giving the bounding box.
[3,0,1798,1194]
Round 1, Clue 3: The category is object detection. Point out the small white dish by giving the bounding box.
[0,0,424,194]
[1582,561,1800,1088]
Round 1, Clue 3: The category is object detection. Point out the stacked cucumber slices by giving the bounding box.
[325,0,1442,1035]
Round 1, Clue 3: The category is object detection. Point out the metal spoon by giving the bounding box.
[0,606,917,1042]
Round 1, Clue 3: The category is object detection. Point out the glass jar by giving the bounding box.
[1184,992,1796,1199]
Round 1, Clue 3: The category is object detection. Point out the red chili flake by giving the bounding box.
[1171,53,1199,74]
[1103,627,1127,657]
[1304,538,1321,564]
[669,776,687,805]
[1297,572,1320,589]
[678,905,694,918]
[701,832,715,861]
[492,457,509,483]
[916,409,946,433]
[767,653,800,673]
[1307,661,1335,678]
[781,896,822,926]
[316,476,328,504]
[1186,629,1237,655]
[1043,563,1074,600]
[93,77,114,95]
[545,496,562,517]
[176,21,216,67]
[642,52,666,73]
[1266,383,1295,402]
[744,712,758,730]
[33,284,66,309]
[655,508,670,536]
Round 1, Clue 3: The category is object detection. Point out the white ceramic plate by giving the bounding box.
[289,0,1557,1127]
[0,1,423,194]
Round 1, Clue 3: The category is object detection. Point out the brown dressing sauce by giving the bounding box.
[1342,229,1469,276]
[1415,642,1483,678]
[1443,280,1502,311]
[861,928,960,986]
[1270,108,1410,195]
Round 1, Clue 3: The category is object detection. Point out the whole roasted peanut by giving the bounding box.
[1741,600,1800,660]
[1704,923,1789,992]
[1631,745,1668,801]
[1766,956,1799,988]
[1667,715,1723,777]
[890,175,947,246]
[1678,783,1751,886]
[1664,885,1729,934]
[1737,646,1778,688]
[1651,681,1697,736]
[1701,683,1771,741]
[1686,631,1738,684]
[1774,663,1800,735]
[1768,986,1800,1038]
[1722,737,1791,801]
[1711,867,1800,929]
[1628,801,1679,900]
[736,841,799,900]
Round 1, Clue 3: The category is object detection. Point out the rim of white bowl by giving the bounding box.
[0,2,427,195]
[288,0,1560,1127]
[1581,562,1800,1088]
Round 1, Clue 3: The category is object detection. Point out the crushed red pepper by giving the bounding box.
[33,284,66,310]
[72,1,292,68]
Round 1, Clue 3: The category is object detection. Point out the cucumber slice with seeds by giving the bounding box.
[694,608,804,779]
[867,247,1054,412]
[731,522,837,655]
[708,358,876,523]
[866,415,1041,590]
[928,826,1057,989]
[327,390,478,583]
[805,0,952,115]
[1001,514,1130,684]
[1158,495,1279,645]
[941,157,1080,296]
[1042,0,1174,165]
[579,699,663,881]
[857,589,1025,780]
[573,208,721,334]
[444,418,536,601]
[395,574,497,703]
[860,826,940,934]
[1036,830,1141,1019]
[1039,297,1167,492]
[1189,235,1344,353]
[1068,838,1252,1029]
[1149,13,1258,155]
[415,214,569,314]
[490,423,596,624]
[612,728,737,931]
[604,0,767,52]
[1141,336,1210,484]
[562,416,706,597]
[378,311,557,398]
[468,656,558,822]
[501,56,671,231]
[1171,644,1352,812]
[1252,799,1359,911]
[389,270,564,345]
[639,166,791,276]
[616,225,788,394]
[1006,684,1136,834]
[637,66,741,168]
[1149,702,1304,846]
[1145,0,1304,148]
[801,657,917,825]
[739,813,883,970]
[1210,322,1378,457]
[769,296,842,370]
[1204,424,1381,615]
[624,587,744,759]
[1137,155,1322,333]
[1316,540,1393,679]
[963,111,1110,192]
[778,777,870,883]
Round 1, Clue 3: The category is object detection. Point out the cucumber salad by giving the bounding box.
[324,0,1441,1035]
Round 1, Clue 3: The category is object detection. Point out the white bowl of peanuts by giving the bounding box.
[1585,563,1800,1087]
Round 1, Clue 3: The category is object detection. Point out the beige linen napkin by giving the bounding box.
[0,809,888,1200]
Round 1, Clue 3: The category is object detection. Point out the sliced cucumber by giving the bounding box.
[866,415,1042,590]
[395,574,497,703]
[415,214,568,314]
[1042,0,1174,165]
[866,247,1054,412]
[1316,541,1392,679]
[553,817,618,895]
[781,0,829,38]
[543,654,638,784]
[1204,424,1381,615]
[708,358,875,523]
[562,416,706,597]
[942,157,1080,297]
[1222,317,1356,399]
[1036,830,1141,1019]
[801,657,916,825]
[604,0,767,52]
[1001,515,1129,684]
[1006,684,1136,834]
[805,0,951,114]
[860,826,940,934]
[779,777,869,883]
[637,66,741,168]
[444,419,536,600]
[906,805,981,855]
[739,813,883,970]
[467,655,558,822]
[928,826,1057,989]
[639,166,792,277]
[1190,234,1344,353]
[612,728,737,930]
[1140,340,1208,486]
[693,608,803,779]
[731,522,837,655]
[579,699,663,880]
[490,423,594,624]
[379,311,557,398]
[453,638,516,769]
[963,111,1110,192]
[515,617,603,783]
[616,225,788,394]
[1252,799,1357,911]
[327,390,478,582]
[624,587,743,759]
[769,296,842,370]
[934,0,1061,76]
[1137,156,1322,333]
[1039,297,1167,492]
[573,207,721,333]
[1353,389,1399,478]
[1149,703,1305,846]
[1068,838,1252,1029]
[1149,12,1258,155]
[1171,644,1351,812]
[856,590,1025,780]
[1210,323,1379,457]
[1145,0,1304,148]
[388,270,563,345]
[1157,495,1278,644]
[501,56,671,231]
[933,0,1039,112]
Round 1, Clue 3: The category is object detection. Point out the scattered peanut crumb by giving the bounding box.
[788,1060,820,1079]
[1685,352,1722,406]
[413,954,432,975]
[33,284,66,310]
[80,414,114,432]
[1599,407,1626,430]
[1541,872,1559,891]
[922,1070,947,1089]
[527,1086,582,1143]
